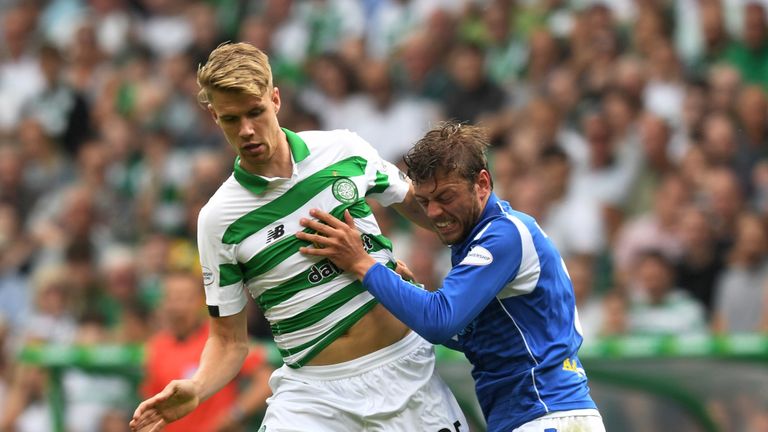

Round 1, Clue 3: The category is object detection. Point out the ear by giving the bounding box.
[272,87,281,114]
[476,169,492,199]
[206,104,219,123]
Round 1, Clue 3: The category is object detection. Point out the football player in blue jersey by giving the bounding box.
[298,121,605,431]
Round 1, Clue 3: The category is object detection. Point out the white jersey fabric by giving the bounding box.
[260,331,468,431]
[198,128,409,367]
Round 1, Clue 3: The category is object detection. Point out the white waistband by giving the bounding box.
[538,409,602,420]
[283,330,425,380]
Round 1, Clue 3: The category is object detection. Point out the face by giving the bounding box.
[207,88,283,175]
[414,170,491,245]
[163,274,204,338]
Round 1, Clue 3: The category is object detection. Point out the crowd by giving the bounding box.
[1,0,768,431]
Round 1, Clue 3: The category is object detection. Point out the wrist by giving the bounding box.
[351,256,378,280]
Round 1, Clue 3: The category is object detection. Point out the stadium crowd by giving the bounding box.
[0,0,767,431]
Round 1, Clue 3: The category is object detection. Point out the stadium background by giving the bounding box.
[0,0,767,431]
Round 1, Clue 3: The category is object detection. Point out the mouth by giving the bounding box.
[241,143,264,153]
[433,220,455,234]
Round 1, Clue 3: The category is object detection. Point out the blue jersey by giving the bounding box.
[363,193,597,431]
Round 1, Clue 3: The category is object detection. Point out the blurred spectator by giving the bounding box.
[674,205,726,318]
[627,250,708,336]
[298,52,360,130]
[688,0,733,78]
[613,174,689,286]
[724,2,768,90]
[734,85,768,196]
[142,271,272,432]
[343,59,438,164]
[625,113,674,216]
[366,0,432,60]
[0,3,45,133]
[599,290,629,337]
[712,212,768,333]
[92,245,142,329]
[298,0,366,61]
[0,145,37,222]
[391,29,451,101]
[17,117,73,208]
[2,2,768,429]
[64,312,136,432]
[643,38,685,126]
[706,63,741,113]
[0,202,33,333]
[568,255,603,342]
[23,43,92,156]
[701,166,745,251]
[478,0,527,89]
[700,110,739,174]
[570,109,640,241]
[670,80,709,161]
[137,0,194,59]
[443,41,508,126]
[538,146,605,260]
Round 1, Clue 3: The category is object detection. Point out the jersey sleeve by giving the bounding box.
[197,203,248,317]
[362,220,524,344]
[345,131,410,206]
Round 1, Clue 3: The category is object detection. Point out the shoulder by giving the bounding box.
[197,176,241,232]
[298,129,368,148]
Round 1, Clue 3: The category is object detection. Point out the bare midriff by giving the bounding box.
[306,303,411,365]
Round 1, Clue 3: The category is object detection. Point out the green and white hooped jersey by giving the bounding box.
[198,128,409,368]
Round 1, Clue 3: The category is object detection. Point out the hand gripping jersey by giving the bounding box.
[198,128,408,368]
[363,193,597,431]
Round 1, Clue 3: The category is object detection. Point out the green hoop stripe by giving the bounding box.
[283,298,379,368]
[271,281,366,334]
[223,156,368,244]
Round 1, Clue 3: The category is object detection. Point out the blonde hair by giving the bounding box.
[197,42,273,105]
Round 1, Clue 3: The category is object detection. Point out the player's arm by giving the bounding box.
[214,345,273,431]
[298,209,520,344]
[390,183,433,230]
[130,310,249,432]
[350,131,433,230]
[193,310,250,399]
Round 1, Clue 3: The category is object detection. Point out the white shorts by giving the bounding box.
[513,409,605,432]
[259,331,468,432]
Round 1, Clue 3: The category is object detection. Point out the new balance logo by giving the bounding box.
[266,224,285,243]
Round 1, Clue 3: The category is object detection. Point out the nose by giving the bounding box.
[238,119,254,139]
[425,201,443,218]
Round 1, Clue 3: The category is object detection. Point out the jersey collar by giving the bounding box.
[233,128,310,195]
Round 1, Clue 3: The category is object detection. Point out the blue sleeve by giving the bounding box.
[362,224,523,344]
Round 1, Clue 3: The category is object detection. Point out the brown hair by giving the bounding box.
[404,121,491,186]
[197,42,273,105]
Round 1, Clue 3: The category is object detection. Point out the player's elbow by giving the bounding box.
[415,325,457,345]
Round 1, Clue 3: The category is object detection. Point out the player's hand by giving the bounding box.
[296,209,377,280]
[130,379,200,432]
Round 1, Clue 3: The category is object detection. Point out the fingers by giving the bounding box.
[130,389,172,431]
[130,408,165,432]
[343,209,356,228]
[395,259,416,282]
[308,208,346,228]
[295,232,334,253]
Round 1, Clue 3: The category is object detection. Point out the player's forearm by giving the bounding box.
[191,313,250,402]
[362,263,465,343]
[192,335,249,402]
